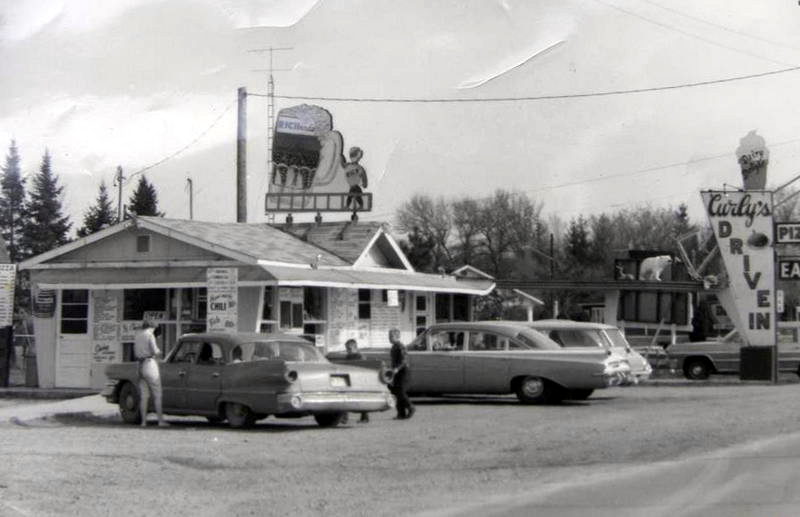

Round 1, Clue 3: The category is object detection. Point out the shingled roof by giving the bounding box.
[271,221,385,264]
[140,217,350,267]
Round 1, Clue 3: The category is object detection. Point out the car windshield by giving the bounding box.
[238,341,326,363]
[603,329,630,349]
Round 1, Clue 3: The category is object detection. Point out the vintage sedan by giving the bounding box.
[526,319,652,384]
[339,322,629,404]
[667,328,800,380]
[102,332,395,428]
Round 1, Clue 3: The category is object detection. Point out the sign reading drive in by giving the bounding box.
[702,190,775,346]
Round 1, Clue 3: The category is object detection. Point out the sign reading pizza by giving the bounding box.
[702,190,775,346]
[775,222,800,244]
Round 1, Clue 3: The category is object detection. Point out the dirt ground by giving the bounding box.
[2,382,800,516]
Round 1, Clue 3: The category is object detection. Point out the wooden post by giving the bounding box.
[236,87,247,223]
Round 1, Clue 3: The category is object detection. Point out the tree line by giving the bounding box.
[395,189,698,280]
[0,140,165,262]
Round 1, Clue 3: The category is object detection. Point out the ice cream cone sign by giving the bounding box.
[736,130,769,190]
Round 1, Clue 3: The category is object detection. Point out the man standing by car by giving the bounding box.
[389,328,415,420]
[134,320,167,427]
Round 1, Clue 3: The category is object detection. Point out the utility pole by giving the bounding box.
[113,165,125,223]
[236,87,247,223]
[249,47,293,175]
[186,177,194,220]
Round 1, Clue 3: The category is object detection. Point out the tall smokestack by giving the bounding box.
[236,87,247,223]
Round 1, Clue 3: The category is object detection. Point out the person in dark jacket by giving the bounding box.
[389,328,415,420]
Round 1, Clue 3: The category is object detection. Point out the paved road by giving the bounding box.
[2,384,800,516]
[448,432,800,517]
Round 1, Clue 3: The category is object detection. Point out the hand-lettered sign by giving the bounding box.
[702,190,775,346]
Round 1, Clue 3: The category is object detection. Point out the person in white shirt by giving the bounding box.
[134,320,167,427]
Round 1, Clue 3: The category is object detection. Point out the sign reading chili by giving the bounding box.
[702,190,776,346]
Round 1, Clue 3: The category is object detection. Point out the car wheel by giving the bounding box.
[314,412,346,427]
[515,376,560,404]
[118,382,142,425]
[683,358,712,380]
[564,389,594,400]
[206,416,225,425]
[225,403,255,429]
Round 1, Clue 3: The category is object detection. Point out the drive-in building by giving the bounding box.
[19,217,494,389]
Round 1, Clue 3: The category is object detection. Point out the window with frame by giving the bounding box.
[60,289,89,334]
[468,331,507,351]
[429,330,465,351]
[358,289,371,320]
[617,291,688,325]
[123,289,167,321]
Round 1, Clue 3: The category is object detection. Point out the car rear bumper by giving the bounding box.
[277,391,395,413]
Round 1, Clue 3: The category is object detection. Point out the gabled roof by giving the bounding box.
[20,217,412,271]
[142,218,349,267]
[272,221,384,264]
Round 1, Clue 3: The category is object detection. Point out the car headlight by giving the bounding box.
[284,370,298,383]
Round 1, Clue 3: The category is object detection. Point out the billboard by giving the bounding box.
[268,104,370,213]
[702,190,775,346]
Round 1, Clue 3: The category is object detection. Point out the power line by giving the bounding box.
[362,136,800,219]
[635,0,800,53]
[247,65,800,103]
[125,100,237,183]
[592,0,795,68]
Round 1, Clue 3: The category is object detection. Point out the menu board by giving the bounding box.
[207,267,238,332]
[92,290,119,363]
[0,264,15,327]
[327,288,358,349]
[33,289,56,318]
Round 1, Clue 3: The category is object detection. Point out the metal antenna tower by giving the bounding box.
[249,47,294,174]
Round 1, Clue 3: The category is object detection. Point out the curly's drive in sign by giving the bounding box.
[702,190,775,346]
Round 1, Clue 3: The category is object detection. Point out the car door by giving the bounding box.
[463,331,509,393]
[185,340,226,413]
[161,340,198,410]
[411,329,466,394]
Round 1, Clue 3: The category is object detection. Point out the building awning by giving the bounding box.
[259,265,495,295]
[30,265,495,295]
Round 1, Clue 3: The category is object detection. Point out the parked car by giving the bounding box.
[340,321,629,404]
[525,319,652,384]
[667,328,800,380]
[101,332,395,428]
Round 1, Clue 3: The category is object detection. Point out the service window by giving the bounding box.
[123,289,167,321]
[468,332,507,351]
[429,330,465,351]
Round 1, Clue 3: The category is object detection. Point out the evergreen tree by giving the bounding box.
[127,175,164,217]
[21,150,72,257]
[77,181,116,237]
[0,140,27,262]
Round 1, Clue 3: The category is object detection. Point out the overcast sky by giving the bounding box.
[2,0,800,232]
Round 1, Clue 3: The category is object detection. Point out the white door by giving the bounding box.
[56,289,92,388]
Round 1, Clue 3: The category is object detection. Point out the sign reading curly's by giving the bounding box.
[702,190,776,346]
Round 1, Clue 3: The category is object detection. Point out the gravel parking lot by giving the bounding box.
[2,381,800,516]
